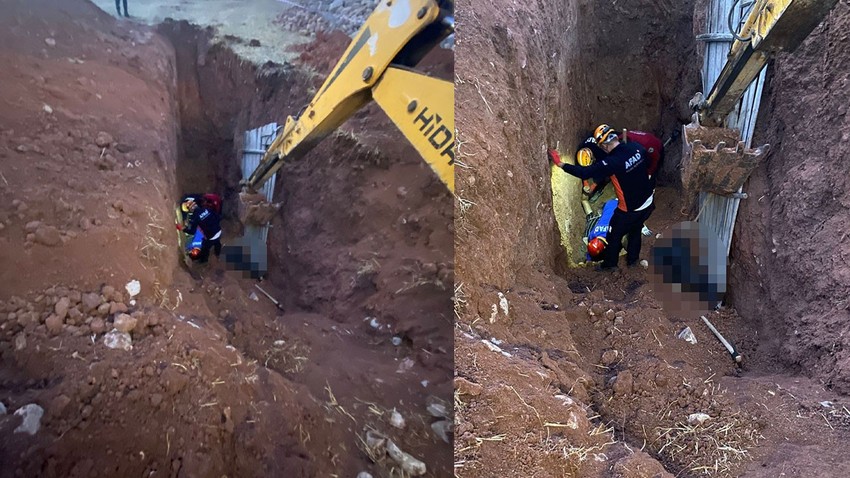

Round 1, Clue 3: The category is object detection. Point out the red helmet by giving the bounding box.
[189,247,201,259]
[588,237,608,259]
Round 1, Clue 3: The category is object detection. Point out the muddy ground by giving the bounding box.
[455,0,850,476]
[0,0,452,476]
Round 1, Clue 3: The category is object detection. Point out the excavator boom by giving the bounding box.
[246,0,454,193]
[699,0,839,126]
[683,0,837,201]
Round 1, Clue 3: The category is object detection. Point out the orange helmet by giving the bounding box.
[593,124,618,145]
[189,247,201,259]
[587,236,607,259]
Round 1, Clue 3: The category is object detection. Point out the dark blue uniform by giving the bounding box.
[185,207,222,263]
[560,141,655,268]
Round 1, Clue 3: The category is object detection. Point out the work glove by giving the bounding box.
[547,148,563,167]
[175,223,183,231]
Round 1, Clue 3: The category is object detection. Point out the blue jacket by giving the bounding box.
[586,199,618,261]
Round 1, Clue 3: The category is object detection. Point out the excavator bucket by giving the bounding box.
[681,123,769,203]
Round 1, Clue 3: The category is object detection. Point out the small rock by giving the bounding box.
[431,419,452,444]
[109,302,127,315]
[687,413,711,425]
[67,307,83,324]
[601,349,620,366]
[426,398,449,418]
[103,329,132,350]
[34,226,62,247]
[97,154,117,171]
[15,333,26,351]
[125,280,140,298]
[44,37,56,47]
[0,402,5,415]
[96,303,111,317]
[115,143,133,153]
[150,393,163,407]
[45,315,63,334]
[79,217,91,230]
[386,439,426,476]
[95,132,113,148]
[54,297,70,320]
[454,377,482,397]
[113,313,136,333]
[248,38,261,47]
[389,410,405,429]
[639,259,649,268]
[90,318,105,334]
[81,292,101,312]
[50,394,71,417]
[43,104,53,114]
[612,370,634,396]
[604,309,616,320]
[24,221,42,233]
[81,405,93,419]
[357,473,373,478]
[13,404,45,435]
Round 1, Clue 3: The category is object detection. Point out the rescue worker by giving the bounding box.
[549,124,656,270]
[576,128,663,197]
[584,198,620,262]
[182,198,222,263]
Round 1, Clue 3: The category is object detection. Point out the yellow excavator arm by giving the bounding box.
[697,0,838,126]
[682,0,837,200]
[246,0,455,193]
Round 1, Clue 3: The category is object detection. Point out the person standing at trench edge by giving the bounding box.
[549,124,656,270]
[115,0,129,18]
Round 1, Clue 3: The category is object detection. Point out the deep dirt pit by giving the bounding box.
[0,1,452,476]
[455,0,850,477]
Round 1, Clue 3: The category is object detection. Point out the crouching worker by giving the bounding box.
[549,124,656,270]
[583,198,620,263]
[185,228,205,261]
[181,198,222,263]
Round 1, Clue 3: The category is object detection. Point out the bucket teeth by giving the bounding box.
[681,123,769,204]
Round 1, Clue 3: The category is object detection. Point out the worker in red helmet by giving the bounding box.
[583,198,619,262]
[549,123,656,270]
[182,198,222,263]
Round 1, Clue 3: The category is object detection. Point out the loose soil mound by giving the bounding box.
[0,1,453,476]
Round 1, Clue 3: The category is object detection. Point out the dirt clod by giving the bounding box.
[34,225,62,246]
[45,315,63,334]
[113,314,136,333]
[94,132,113,148]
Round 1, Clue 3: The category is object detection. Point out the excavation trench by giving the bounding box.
[0,4,452,476]
[455,0,850,476]
[159,20,456,476]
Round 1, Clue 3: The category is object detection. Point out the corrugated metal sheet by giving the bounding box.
[698,0,765,256]
[242,123,279,245]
